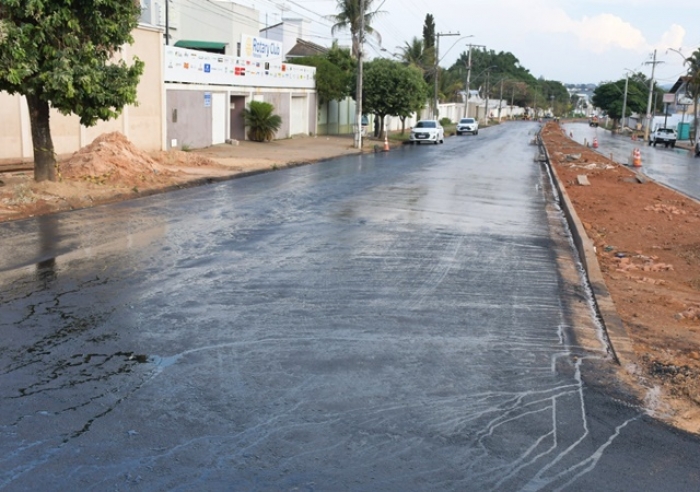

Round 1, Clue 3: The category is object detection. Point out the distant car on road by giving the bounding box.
[456,118,479,135]
[410,120,445,145]
[649,127,677,148]
[589,116,599,127]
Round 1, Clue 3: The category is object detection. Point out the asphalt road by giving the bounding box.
[1,122,699,491]
[562,122,700,199]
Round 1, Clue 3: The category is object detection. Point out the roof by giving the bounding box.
[174,40,228,50]
[669,76,690,94]
[259,22,283,32]
[286,38,328,58]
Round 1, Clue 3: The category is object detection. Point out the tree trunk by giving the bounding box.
[26,93,57,182]
[400,116,406,135]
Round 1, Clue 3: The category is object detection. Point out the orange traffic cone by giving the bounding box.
[593,137,598,149]
[383,133,390,152]
[633,148,642,167]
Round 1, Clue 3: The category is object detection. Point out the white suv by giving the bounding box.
[456,117,479,135]
[410,120,445,144]
[649,127,677,148]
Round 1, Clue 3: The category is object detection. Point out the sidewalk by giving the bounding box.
[0,133,368,223]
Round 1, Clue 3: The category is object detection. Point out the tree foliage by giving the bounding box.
[0,0,145,181]
[685,48,700,141]
[592,76,648,121]
[293,44,355,105]
[357,58,429,137]
[243,101,282,142]
[328,0,384,58]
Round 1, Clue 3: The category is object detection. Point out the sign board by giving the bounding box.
[204,92,211,107]
[240,35,283,62]
[164,46,315,89]
[677,94,694,106]
[662,93,675,104]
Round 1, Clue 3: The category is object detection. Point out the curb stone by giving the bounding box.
[538,132,637,369]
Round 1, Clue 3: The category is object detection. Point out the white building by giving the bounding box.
[259,18,312,59]
[140,0,260,56]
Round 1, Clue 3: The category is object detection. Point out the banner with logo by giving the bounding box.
[240,35,283,62]
[164,46,315,89]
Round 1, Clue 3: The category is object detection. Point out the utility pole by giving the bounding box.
[643,49,663,141]
[165,0,170,45]
[354,0,364,149]
[485,69,491,124]
[510,86,515,120]
[434,31,459,119]
[463,43,485,118]
[498,78,504,121]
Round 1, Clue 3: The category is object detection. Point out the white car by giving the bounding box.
[410,120,445,145]
[456,117,479,135]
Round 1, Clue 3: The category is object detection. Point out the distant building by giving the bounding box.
[259,18,315,59]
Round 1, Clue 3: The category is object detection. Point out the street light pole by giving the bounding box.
[621,73,629,130]
[644,49,663,141]
[354,0,365,149]
[434,31,459,119]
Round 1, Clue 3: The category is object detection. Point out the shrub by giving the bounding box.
[242,101,282,142]
[439,117,452,126]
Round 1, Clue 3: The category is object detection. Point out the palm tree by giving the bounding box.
[399,37,426,68]
[242,101,282,142]
[685,48,700,142]
[328,0,383,59]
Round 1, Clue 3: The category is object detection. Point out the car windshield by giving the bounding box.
[460,119,475,124]
[658,129,674,134]
[415,121,436,128]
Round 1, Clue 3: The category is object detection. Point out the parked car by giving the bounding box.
[649,127,677,148]
[410,120,445,144]
[456,117,479,135]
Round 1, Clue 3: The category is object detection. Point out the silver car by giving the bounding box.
[410,120,445,145]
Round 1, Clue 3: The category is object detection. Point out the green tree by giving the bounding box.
[421,14,436,94]
[592,78,647,123]
[293,44,355,105]
[242,101,282,142]
[358,58,429,138]
[0,0,145,182]
[328,0,383,59]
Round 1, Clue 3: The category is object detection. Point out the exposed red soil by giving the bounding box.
[541,121,700,432]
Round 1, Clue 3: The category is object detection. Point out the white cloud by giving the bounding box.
[572,14,647,52]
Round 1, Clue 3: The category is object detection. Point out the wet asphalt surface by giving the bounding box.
[1,122,700,491]
[562,122,700,199]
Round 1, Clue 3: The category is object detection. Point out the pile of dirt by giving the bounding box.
[59,132,170,185]
[541,121,700,430]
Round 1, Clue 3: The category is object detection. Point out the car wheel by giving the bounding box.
[671,141,676,148]
[434,140,438,145]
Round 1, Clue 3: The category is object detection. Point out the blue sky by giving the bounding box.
[244,0,699,85]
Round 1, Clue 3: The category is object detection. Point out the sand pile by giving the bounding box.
[60,132,168,185]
